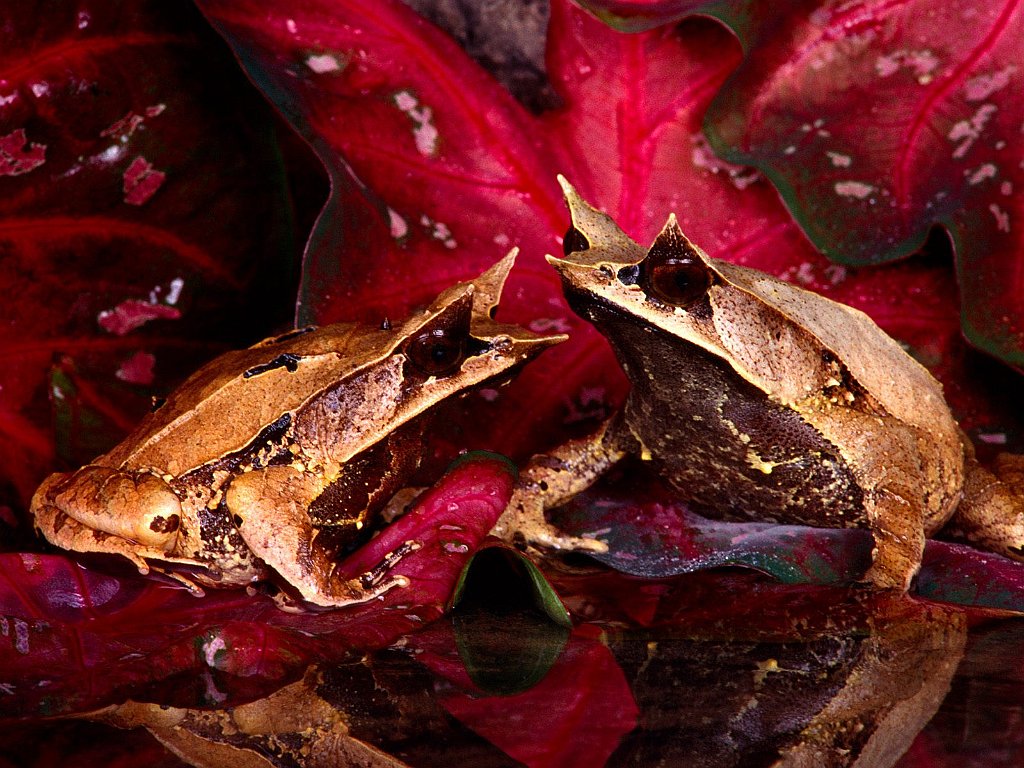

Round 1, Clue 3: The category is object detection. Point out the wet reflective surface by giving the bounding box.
[3,569,1022,768]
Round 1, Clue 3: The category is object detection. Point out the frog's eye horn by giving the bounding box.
[562,225,590,255]
[641,217,712,308]
[406,327,467,377]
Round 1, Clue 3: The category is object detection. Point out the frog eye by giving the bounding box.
[562,225,590,255]
[406,327,467,377]
[641,217,712,307]
[645,256,712,307]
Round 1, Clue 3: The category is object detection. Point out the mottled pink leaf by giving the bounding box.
[577,1,1024,367]
[0,0,294,517]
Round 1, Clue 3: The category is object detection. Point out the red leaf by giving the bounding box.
[0,0,294,516]
[578,1,1024,367]
[700,0,1022,367]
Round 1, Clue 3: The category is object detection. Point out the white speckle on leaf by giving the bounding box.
[165,277,184,305]
[690,133,759,189]
[478,388,500,402]
[388,207,408,239]
[13,620,29,655]
[286,18,297,34]
[493,232,510,247]
[77,11,90,29]
[393,90,439,157]
[978,431,1008,445]
[834,180,875,199]
[306,54,341,73]
[827,151,852,168]
[967,163,997,185]
[824,264,847,286]
[529,317,573,334]
[30,82,49,98]
[875,50,939,82]
[948,103,997,158]
[418,214,456,248]
[965,66,1016,102]
[1001,181,1013,195]
[784,145,796,155]
[989,204,1011,233]
[98,144,123,164]
[202,635,227,667]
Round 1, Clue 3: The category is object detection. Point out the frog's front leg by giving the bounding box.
[493,416,633,553]
[861,489,927,591]
[224,466,405,607]
[947,452,1024,560]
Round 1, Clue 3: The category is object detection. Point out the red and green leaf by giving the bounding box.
[580,0,1024,368]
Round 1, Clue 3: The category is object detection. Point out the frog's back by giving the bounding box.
[101,322,387,473]
[712,260,954,436]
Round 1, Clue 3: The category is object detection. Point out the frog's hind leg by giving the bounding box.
[224,466,403,608]
[946,453,1024,561]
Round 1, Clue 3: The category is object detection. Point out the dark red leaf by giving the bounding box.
[0,0,295,518]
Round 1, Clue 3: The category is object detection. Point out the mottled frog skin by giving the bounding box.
[496,177,1024,590]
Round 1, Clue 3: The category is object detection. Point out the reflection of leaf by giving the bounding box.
[413,623,639,768]
[0,0,294,516]
[0,453,514,719]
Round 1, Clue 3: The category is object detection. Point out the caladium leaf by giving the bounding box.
[0,0,295,519]
[552,477,1024,614]
[580,0,1024,369]
[195,0,1021,464]
[0,452,514,719]
[704,1,1024,370]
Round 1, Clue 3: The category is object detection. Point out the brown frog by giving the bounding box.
[495,177,1024,590]
[32,252,563,607]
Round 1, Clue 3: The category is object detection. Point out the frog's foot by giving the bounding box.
[145,564,207,597]
[861,490,925,591]
[492,490,609,554]
[947,454,1024,560]
[225,466,411,608]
